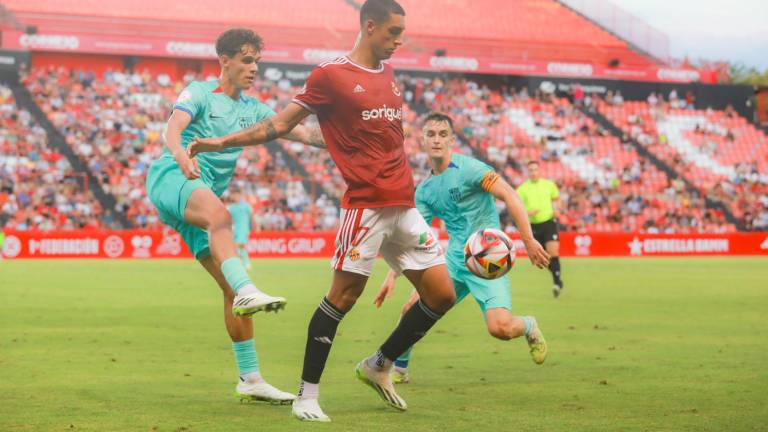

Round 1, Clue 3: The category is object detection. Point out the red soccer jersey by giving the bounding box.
[293,56,414,209]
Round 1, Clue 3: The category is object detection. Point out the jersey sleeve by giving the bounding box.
[549,181,560,199]
[415,186,434,225]
[464,157,500,192]
[292,67,333,113]
[172,82,205,120]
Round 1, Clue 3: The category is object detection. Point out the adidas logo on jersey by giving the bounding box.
[353,84,366,93]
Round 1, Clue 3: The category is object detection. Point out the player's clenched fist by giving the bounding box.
[188,137,225,157]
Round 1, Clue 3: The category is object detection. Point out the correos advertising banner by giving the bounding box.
[2,30,704,83]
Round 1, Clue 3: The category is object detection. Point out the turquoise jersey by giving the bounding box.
[229,200,252,244]
[415,153,501,271]
[154,80,276,196]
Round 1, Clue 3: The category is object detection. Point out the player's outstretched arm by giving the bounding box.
[188,102,312,156]
[373,269,399,308]
[489,177,550,268]
[283,125,326,149]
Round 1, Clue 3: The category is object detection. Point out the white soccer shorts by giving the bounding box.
[331,207,445,276]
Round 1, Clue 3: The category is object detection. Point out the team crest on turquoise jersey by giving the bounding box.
[449,187,461,202]
[239,116,255,129]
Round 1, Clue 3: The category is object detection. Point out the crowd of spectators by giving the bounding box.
[1,83,110,231]
[9,66,763,233]
[22,67,334,231]
[396,76,735,232]
[597,94,767,231]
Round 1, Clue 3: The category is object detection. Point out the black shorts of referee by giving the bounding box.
[531,218,559,246]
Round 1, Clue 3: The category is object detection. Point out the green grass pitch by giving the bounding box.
[1,257,766,431]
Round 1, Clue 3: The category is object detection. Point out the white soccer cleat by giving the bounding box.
[525,316,548,365]
[292,397,331,422]
[355,360,407,411]
[235,380,296,404]
[232,291,286,316]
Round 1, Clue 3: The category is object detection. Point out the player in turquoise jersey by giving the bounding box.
[146,28,323,404]
[228,189,253,270]
[374,113,551,383]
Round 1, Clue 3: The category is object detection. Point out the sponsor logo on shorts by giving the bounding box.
[348,248,360,262]
[416,231,437,251]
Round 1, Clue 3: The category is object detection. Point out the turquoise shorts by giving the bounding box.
[450,261,512,316]
[146,159,211,260]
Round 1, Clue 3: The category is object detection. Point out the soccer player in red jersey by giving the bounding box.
[189,0,455,422]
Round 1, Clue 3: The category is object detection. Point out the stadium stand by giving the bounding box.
[12,65,755,233]
[0,83,110,230]
[19,67,339,231]
[597,96,768,231]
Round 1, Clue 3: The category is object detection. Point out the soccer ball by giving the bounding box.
[464,228,516,279]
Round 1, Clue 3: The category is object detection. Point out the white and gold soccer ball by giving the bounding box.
[464,228,516,279]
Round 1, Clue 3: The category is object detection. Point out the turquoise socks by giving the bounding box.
[221,257,252,293]
[232,339,260,379]
[238,248,250,268]
[522,316,534,337]
[394,346,412,369]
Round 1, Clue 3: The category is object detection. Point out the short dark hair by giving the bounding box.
[215,28,264,57]
[527,160,540,167]
[423,112,454,131]
[360,0,405,27]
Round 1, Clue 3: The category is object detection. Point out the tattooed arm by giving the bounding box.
[283,125,326,149]
[188,102,313,156]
